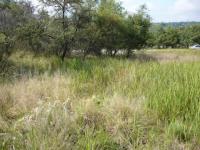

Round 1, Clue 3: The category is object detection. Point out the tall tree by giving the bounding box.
[40,0,82,60]
[123,5,151,57]
[73,0,102,57]
[97,0,125,56]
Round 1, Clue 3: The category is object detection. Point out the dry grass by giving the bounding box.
[1,50,200,149]
[0,71,157,149]
[0,74,72,119]
[136,49,200,63]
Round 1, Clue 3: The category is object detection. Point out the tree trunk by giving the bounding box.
[61,41,68,61]
[126,49,131,58]
[62,5,66,30]
[113,49,117,56]
[110,50,117,57]
[83,49,88,61]
[61,2,67,61]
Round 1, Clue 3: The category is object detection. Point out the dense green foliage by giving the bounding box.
[0,0,152,59]
[1,0,200,59]
[153,22,200,29]
[1,0,200,148]
[1,50,200,149]
[149,25,200,48]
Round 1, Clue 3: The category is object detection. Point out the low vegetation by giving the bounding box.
[1,0,200,61]
[0,50,200,149]
[1,0,200,149]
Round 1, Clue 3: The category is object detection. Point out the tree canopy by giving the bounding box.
[0,0,200,60]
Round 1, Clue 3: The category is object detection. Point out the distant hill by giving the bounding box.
[150,22,200,32]
[155,22,200,28]
[153,22,200,28]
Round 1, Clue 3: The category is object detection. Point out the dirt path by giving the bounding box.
[151,53,200,63]
[135,51,200,63]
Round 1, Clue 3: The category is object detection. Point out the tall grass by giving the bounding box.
[1,51,200,149]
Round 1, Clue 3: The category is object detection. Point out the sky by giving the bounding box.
[31,0,200,22]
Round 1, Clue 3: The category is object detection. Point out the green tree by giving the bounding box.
[96,0,125,56]
[73,0,103,57]
[40,0,82,60]
[0,33,12,60]
[0,0,33,59]
[16,19,50,53]
[123,5,151,57]
[179,27,192,48]
[164,27,180,48]
[190,25,200,45]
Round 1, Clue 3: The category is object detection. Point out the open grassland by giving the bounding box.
[1,49,200,149]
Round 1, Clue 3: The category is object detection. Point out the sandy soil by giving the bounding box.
[135,52,200,63]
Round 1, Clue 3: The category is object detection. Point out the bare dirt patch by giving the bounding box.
[152,53,200,63]
[135,52,200,63]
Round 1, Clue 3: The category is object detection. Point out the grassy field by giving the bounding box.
[1,49,200,149]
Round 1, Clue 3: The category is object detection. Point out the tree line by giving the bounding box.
[0,0,200,61]
[149,25,200,49]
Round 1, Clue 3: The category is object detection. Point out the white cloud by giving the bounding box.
[31,0,40,7]
[31,0,200,22]
[172,0,198,13]
[169,0,200,22]
[119,0,170,22]
[119,0,154,13]
[121,0,200,22]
